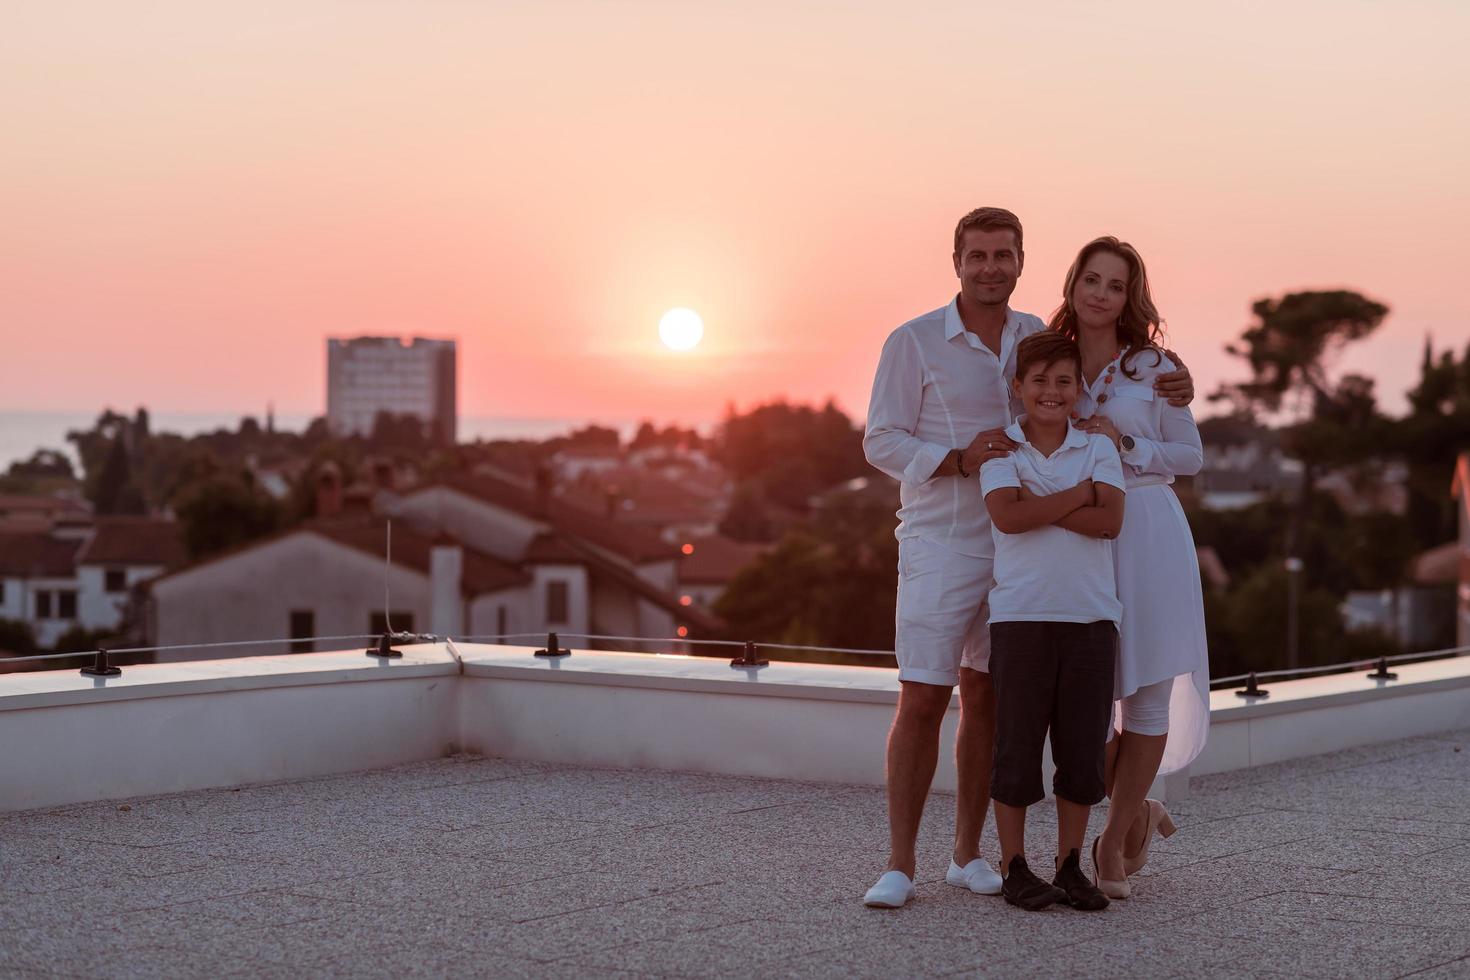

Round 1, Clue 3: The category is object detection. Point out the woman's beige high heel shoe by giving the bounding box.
[1091,837,1130,900]
[1123,799,1178,876]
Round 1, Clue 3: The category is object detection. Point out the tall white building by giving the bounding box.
[326,337,457,444]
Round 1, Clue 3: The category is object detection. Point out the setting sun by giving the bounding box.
[658,308,704,352]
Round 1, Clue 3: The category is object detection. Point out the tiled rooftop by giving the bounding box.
[76,517,187,568]
[0,531,80,578]
[3,729,1469,978]
[430,473,679,564]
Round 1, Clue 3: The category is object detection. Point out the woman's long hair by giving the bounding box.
[1048,236,1165,379]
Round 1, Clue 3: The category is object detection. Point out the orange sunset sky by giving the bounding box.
[3,1,1467,429]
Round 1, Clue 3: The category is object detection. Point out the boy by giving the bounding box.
[979,331,1125,912]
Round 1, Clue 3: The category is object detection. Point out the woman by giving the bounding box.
[1050,236,1209,898]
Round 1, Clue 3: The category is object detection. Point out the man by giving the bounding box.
[860,207,1192,908]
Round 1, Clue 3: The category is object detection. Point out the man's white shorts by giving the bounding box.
[895,536,994,686]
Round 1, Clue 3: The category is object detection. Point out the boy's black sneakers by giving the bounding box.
[1053,849,1110,911]
[1001,855,1066,911]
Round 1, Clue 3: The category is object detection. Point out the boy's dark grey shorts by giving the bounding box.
[989,620,1117,808]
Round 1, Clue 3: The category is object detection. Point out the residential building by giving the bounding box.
[0,515,185,647]
[149,469,718,656]
[0,494,90,533]
[1317,460,1410,517]
[75,518,188,635]
[549,446,624,481]
[0,532,80,648]
[149,517,528,656]
[388,471,712,642]
[1342,583,1454,652]
[1194,441,1300,510]
[326,336,457,444]
[676,534,768,611]
[1194,425,1410,516]
[559,467,728,544]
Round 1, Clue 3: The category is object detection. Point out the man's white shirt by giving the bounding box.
[980,419,1126,626]
[863,298,1046,558]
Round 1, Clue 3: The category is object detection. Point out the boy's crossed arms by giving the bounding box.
[986,478,1124,540]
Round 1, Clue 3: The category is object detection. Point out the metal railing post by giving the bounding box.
[730,641,769,669]
[1366,657,1399,681]
[1234,672,1269,699]
[366,633,403,659]
[79,648,121,678]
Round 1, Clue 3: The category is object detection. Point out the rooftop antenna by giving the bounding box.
[366,518,403,658]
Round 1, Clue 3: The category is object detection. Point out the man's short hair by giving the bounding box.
[953,207,1024,257]
[1015,331,1079,381]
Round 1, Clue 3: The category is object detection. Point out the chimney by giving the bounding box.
[316,463,343,518]
[430,533,463,637]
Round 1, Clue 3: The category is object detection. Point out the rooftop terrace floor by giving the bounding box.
[3,729,1470,978]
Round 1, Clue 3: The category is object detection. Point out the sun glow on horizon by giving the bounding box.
[658,308,704,352]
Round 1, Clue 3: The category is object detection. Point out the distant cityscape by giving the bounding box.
[0,334,753,664]
[2,333,1467,679]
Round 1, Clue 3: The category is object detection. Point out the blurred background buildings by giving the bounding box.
[326,337,457,446]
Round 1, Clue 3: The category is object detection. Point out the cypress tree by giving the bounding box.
[95,438,144,514]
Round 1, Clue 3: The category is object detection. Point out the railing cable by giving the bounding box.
[465,632,1470,673]
[1,634,387,664]
[1209,642,1470,687]
[6,632,1464,682]
[453,632,896,657]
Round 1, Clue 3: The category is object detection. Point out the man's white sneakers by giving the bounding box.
[862,870,916,908]
[864,861,1000,907]
[945,857,1003,895]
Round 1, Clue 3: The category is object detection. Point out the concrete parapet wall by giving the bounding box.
[1197,656,1470,775]
[0,646,458,811]
[3,641,1469,812]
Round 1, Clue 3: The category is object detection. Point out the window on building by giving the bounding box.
[289,610,315,654]
[36,591,52,619]
[105,569,127,593]
[546,581,569,625]
[370,612,414,636]
[58,590,77,620]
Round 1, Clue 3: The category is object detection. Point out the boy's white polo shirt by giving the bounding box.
[979,418,1126,627]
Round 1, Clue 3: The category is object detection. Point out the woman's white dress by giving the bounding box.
[1076,348,1210,775]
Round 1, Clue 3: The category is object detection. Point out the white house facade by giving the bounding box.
[148,471,714,657]
[0,516,185,649]
[150,520,529,657]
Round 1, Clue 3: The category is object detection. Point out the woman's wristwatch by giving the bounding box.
[1119,434,1137,453]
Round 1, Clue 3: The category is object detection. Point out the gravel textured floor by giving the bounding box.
[2,729,1469,978]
